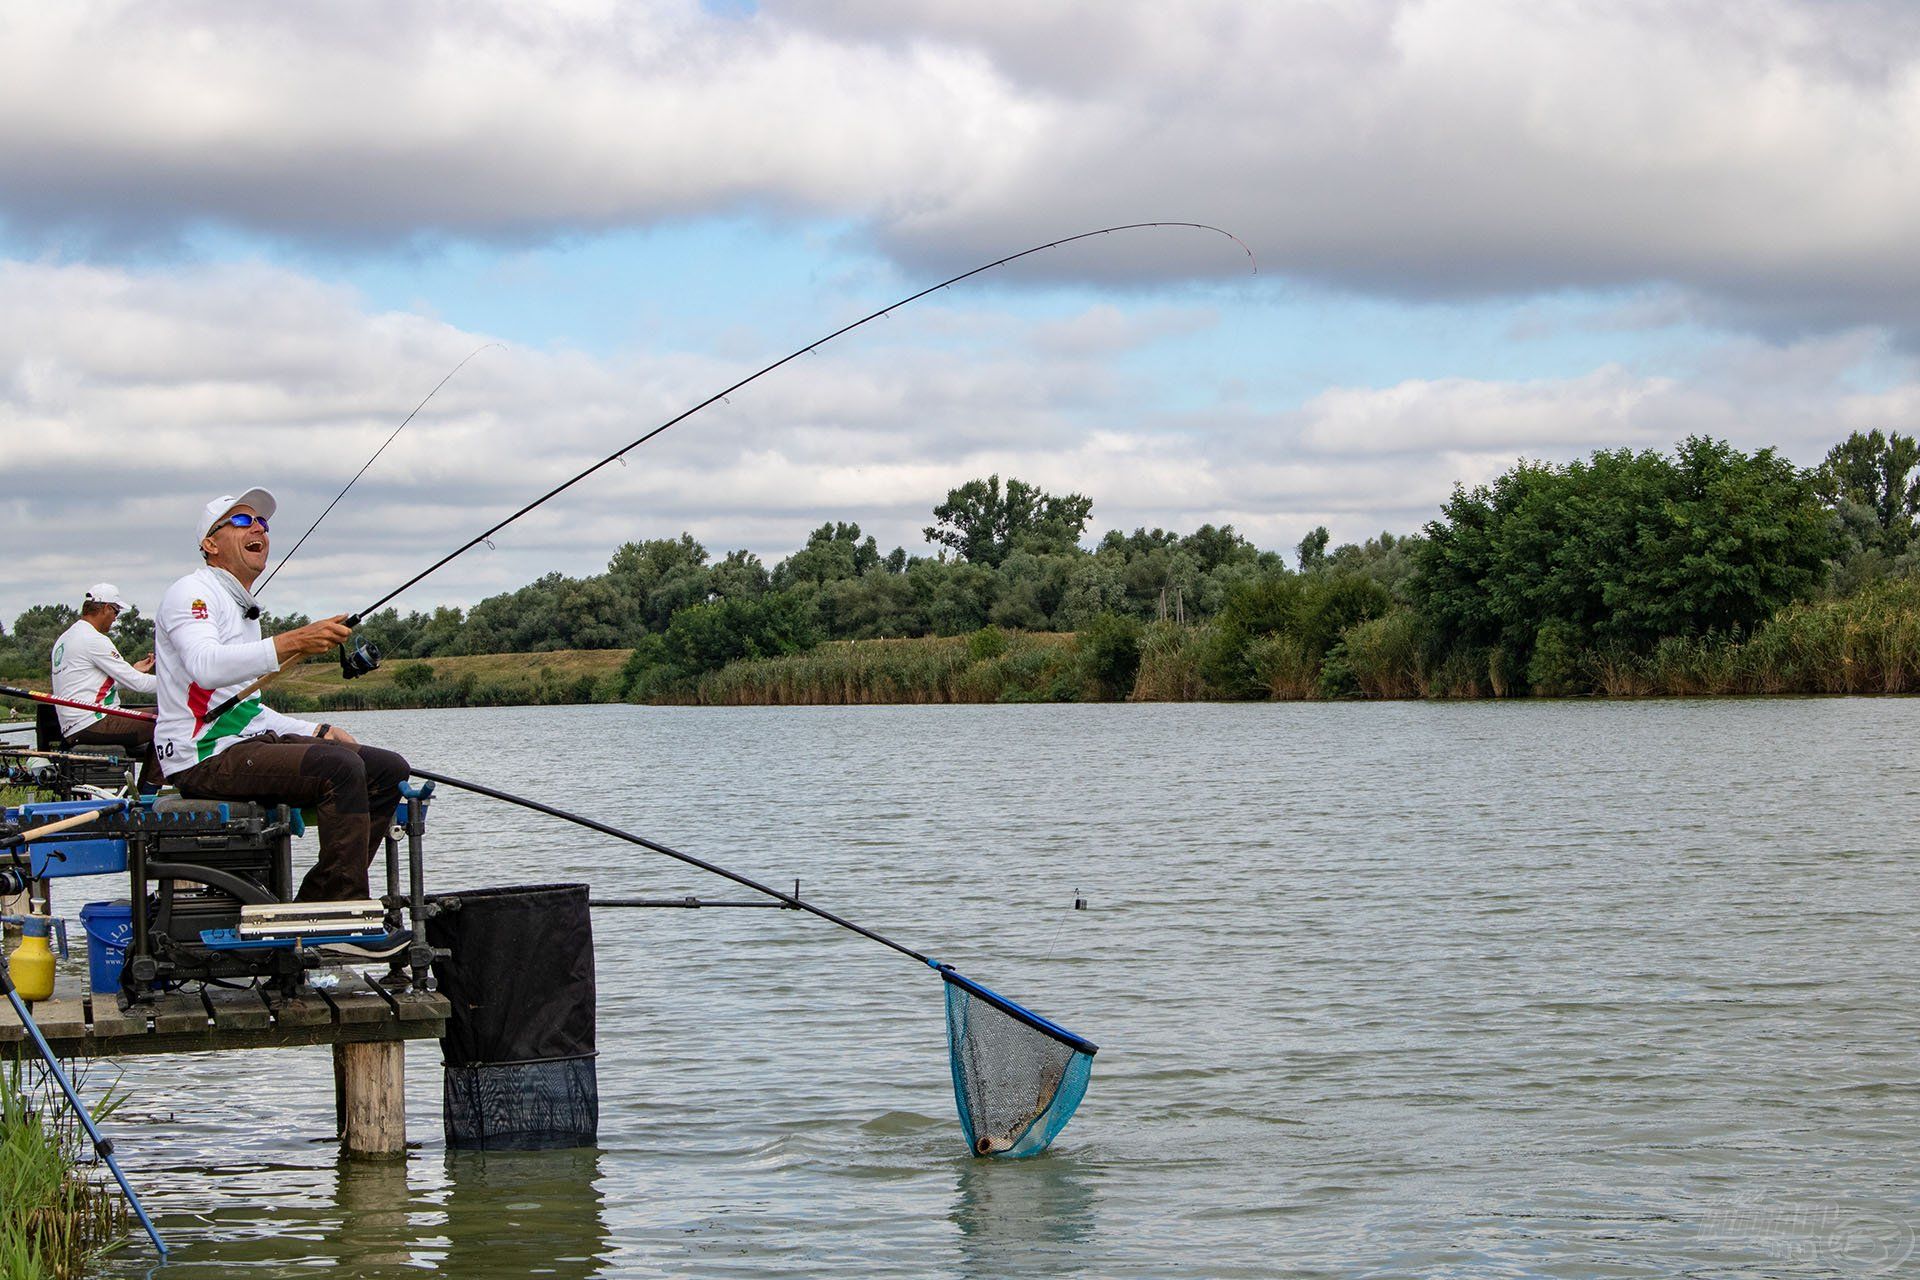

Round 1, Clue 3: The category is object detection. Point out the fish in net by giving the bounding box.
[939,965,1098,1158]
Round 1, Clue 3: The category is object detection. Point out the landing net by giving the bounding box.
[939,966,1097,1158]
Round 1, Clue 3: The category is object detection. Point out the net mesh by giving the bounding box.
[942,971,1095,1158]
[444,1058,599,1151]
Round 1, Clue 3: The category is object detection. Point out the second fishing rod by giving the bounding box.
[204,222,1253,721]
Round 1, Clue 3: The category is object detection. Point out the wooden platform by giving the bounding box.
[0,977,449,1059]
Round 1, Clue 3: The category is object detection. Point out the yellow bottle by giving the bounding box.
[6,916,56,1003]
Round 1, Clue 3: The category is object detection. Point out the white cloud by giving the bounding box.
[1299,368,1684,457]
[5,2,1920,331]
[6,246,1916,627]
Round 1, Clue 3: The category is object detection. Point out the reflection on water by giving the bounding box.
[80,700,1920,1277]
[952,1154,1097,1280]
[439,1149,611,1278]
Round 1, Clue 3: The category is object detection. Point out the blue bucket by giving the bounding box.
[79,900,133,995]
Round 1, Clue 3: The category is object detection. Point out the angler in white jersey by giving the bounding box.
[50,583,161,787]
[155,488,412,904]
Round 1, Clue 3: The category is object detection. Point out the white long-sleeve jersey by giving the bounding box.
[154,566,317,777]
[50,618,159,737]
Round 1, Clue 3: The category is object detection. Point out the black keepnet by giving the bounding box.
[429,882,596,1066]
[429,883,598,1150]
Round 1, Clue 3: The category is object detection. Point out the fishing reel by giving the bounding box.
[0,840,29,898]
[339,638,382,680]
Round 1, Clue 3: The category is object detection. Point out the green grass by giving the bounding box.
[690,632,1084,705]
[239,579,1920,712]
[272,649,629,712]
[0,1060,129,1280]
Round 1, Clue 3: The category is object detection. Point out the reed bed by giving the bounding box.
[1339,611,1425,699]
[1,1060,128,1280]
[692,632,1082,705]
[1130,622,1215,702]
[262,578,1920,710]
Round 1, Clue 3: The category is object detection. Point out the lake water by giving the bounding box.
[65,700,1920,1277]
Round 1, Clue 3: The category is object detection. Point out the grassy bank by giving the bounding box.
[1,1062,128,1279]
[255,579,1920,710]
[273,649,628,713]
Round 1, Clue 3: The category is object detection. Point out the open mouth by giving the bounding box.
[244,538,265,554]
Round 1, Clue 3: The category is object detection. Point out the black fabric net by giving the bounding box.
[429,883,598,1150]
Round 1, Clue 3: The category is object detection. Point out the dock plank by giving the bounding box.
[150,992,208,1035]
[268,993,332,1029]
[30,998,88,1040]
[206,987,271,1032]
[86,997,148,1039]
[4,975,443,1061]
[391,991,451,1024]
[320,986,393,1026]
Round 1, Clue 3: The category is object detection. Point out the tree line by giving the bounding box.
[4,430,1917,701]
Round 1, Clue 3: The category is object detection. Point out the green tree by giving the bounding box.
[1296,526,1330,573]
[1813,429,1920,534]
[12,603,77,652]
[772,522,880,588]
[657,590,819,677]
[113,604,155,655]
[1414,436,1836,679]
[606,535,710,635]
[1078,611,1144,698]
[924,475,1093,567]
[707,549,771,600]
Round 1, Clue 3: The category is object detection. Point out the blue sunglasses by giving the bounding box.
[212,513,270,534]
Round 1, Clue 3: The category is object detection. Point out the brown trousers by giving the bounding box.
[172,732,410,902]
[68,717,161,791]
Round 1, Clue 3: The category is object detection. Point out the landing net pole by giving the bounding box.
[409,767,928,963]
[0,955,167,1258]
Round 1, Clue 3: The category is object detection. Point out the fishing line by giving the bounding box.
[211,222,1254,721]
[1043,886,1088,962]
[258,342,502,593]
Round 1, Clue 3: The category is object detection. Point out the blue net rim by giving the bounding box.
[934,963,1099,1056]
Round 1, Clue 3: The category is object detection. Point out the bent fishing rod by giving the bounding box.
[207,222,1253,720]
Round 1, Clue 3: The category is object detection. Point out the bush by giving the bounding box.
[1133,622,1215,700]
[1316,640,1361,699]
[966,625,1008,661]
[393,661,436,690]
[1342,610,1423,698]
[1076,612,1143,699]
[1526,619,1586,696]
[1245,633,1315,698]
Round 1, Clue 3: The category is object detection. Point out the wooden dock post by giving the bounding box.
[335,1040,406,1158]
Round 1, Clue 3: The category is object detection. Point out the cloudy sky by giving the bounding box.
[5,0,1920,624]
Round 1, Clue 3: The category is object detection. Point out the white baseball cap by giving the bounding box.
[83,583,130,611]
[197,487,278,548]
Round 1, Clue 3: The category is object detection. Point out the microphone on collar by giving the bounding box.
[245,605,261,620]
